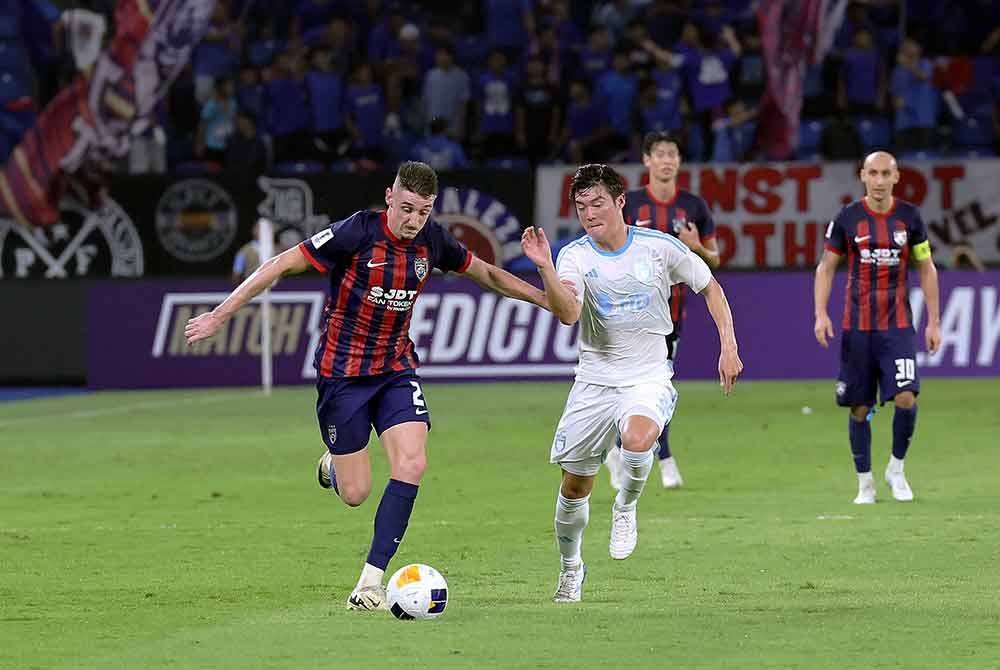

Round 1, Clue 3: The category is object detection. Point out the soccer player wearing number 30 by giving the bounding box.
[522,164,742,603]
[185,162,550,611]
[814,152,942,504]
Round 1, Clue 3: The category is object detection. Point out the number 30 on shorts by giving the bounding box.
[894,358,915,382]
[410,381,428,415]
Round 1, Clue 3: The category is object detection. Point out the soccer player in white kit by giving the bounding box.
[521,164,743,603]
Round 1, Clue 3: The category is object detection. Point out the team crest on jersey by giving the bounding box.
[327,425,337,445]
[671,208,689,235]
[432,187,523,267]
[893,230,907,247]
[634,260,653,283]
[414,257,428,281]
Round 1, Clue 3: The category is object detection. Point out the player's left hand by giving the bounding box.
[925,321,942,354]
[718,347,743,396]
[678,222,701,250]
[521,226,554,270]
[185,310,224,345]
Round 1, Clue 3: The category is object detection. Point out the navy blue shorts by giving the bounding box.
[836,329,920,408]
[316,369,431,455]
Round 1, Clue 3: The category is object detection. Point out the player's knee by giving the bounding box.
[894,392,916,409]
[561,479,592,499]
[849,406,870,421]
[620,429,656,453]
[394,450,427,482]
[338,481,371,507]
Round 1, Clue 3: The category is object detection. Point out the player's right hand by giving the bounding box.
[521,226,554,270]
[814,313,834,348]
[185,310,224,345]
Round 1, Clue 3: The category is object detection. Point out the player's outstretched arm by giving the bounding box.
[915,255,941,354]
[185,245,312,344]
[521,226,581,325]
[813,250,840,348]
[461,255,548,309]
[699,277,742,395]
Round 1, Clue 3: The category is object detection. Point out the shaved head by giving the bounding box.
[860,151,899,212]
[863,151,897,171]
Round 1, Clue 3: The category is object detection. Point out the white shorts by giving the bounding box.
[549,380,678,477]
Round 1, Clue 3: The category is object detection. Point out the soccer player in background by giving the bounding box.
[605,131,720,490]
[814,151,941,504]
[185,162,550,610]
[521,164,742,603]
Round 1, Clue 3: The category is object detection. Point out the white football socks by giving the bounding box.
[888,455,904,473]
[555,493,589,568]
[615,448,654,508]
[356,562,384,590]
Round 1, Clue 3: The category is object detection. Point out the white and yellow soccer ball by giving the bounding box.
[386,563,448,620]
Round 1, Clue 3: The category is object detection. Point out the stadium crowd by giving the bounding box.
[1,0,998,175]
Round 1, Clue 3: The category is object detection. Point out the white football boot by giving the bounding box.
[853,473,876,504]
[609,502,638,559]
[346,585,388,611]
[885,467,914,502]
[552,562,587,603]
[659,456,684,489]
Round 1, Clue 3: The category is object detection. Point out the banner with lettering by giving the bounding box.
[87,270,999,389]
[534,160,1000,268]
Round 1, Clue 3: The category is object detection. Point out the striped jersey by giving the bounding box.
[299,209,473,377]
[824,198,928,331]
[623,186,715,334]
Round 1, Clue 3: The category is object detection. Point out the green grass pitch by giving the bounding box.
[2,379,1000,669]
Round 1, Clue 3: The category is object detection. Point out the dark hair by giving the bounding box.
[396,161,438,196]
[569,164,625,202]
[428,117,449,135]
[642,131,680,156]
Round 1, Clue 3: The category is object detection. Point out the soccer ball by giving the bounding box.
[386,563,448,620]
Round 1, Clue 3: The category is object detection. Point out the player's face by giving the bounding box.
[860,153,899,205]
[574,184,626,241]
[386,185,436,239]
[642,141,681,183]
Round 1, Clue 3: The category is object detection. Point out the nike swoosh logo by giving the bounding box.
[366,259,389,268]
[897,380,912,388]
[393,537,402,544]
[635,219,652,226]
[415,409,428,415]
[854,235,870,243]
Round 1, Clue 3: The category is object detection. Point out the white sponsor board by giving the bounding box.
[535,160,1000,268]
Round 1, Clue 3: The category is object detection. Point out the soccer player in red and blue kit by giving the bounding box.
[814,151,941,504]
[185,162,548,610]
[606,131,720,490]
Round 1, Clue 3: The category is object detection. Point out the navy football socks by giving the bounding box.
[657,423,672,460]
[892,406,917,460]
[366,479,419,570]
[848,416,872,473]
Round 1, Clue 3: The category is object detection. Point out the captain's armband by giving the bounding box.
[912,240,932,262]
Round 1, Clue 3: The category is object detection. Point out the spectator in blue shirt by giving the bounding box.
[422,45,471,141]
[475,49,518,159]
[596,50,638,148]
[411,117,468,170]
[306,47,348,158]
[484,0,535,60]
[891,37,939,151]
[265,52,313,162]
[192,4,240,103]
[838,28,885,117]
[236,65,265,126]
[560,79,611,163]
[345,61,386,161]
[578,27,613,82]
[196,77,237,163]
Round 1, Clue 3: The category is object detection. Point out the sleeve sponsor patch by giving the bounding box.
[310,228,334,248]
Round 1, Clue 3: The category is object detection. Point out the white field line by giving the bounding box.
[0,392,256,429]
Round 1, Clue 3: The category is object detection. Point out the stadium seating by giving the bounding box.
[953,116,994,147]
[854,117,891,152]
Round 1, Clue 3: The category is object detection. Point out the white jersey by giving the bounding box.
[556,226,712,387]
